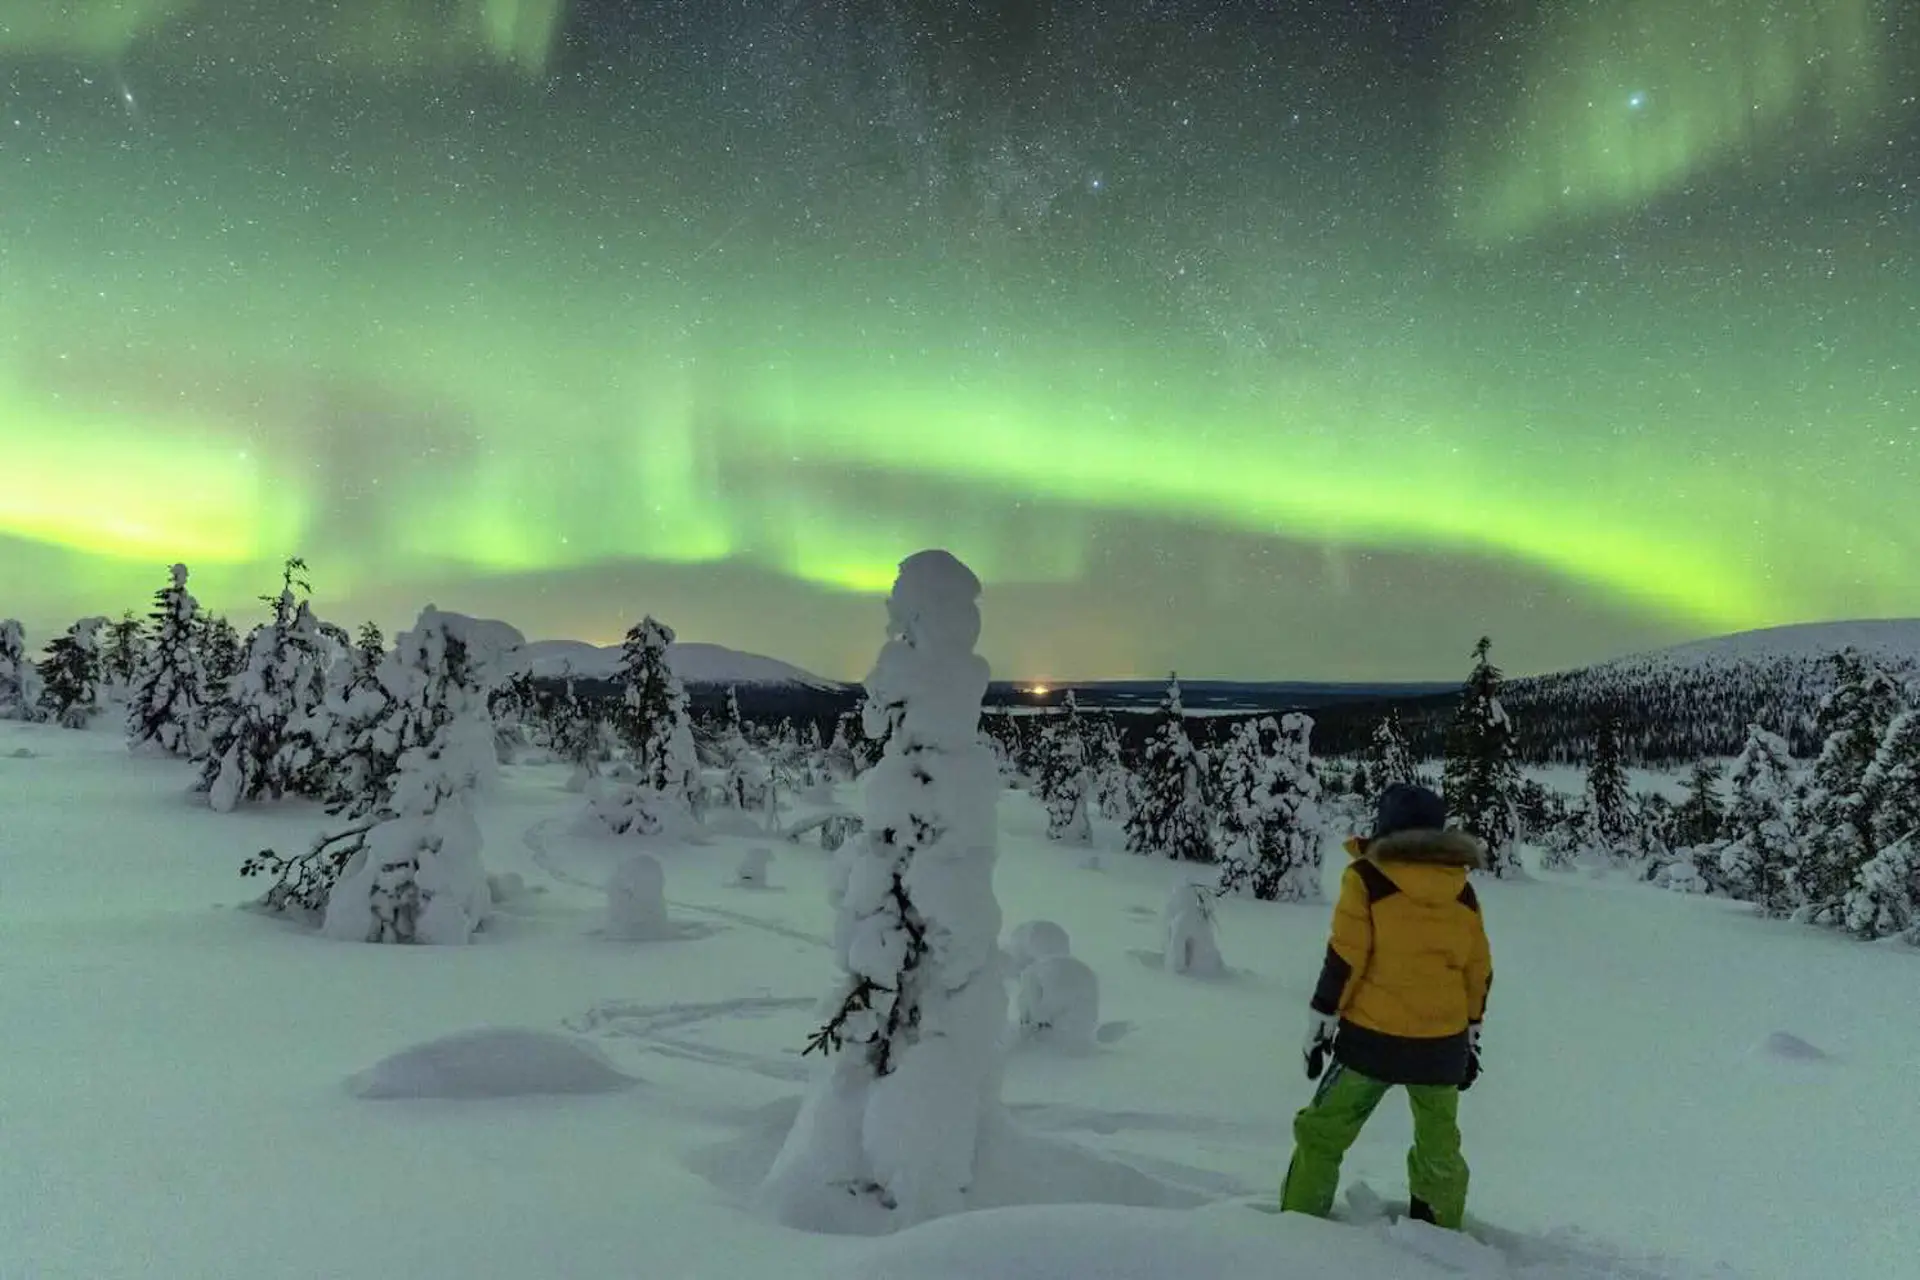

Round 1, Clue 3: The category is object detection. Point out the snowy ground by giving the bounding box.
[3,722,1915,1279]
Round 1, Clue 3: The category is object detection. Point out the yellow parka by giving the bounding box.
[1308,828,1493,1085]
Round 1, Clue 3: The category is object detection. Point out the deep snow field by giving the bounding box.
[3,721,1915,1280]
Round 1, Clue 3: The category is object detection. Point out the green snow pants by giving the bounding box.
[1279,1061,1469,1229]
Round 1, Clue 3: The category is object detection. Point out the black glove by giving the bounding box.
[1303,1011,1339,1080]
[1460,1022,1482,1092]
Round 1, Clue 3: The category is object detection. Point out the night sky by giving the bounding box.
[2,0,1916,680]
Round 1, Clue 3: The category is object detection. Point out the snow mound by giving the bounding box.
[734,846,773,889]
[1006,919,1072,971]
[1014,955,1100,1050]
[347,1028,638,1100]
[606,852,670,940]
[1757,1031,1832,1062]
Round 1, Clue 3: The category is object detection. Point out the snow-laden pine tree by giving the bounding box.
[719,685,763,810]
[1865,710,1920,855]
[1797,651,1905,920]
[1124,674,1211,862]
[36,617,108,728]
[128,564,208,757]
[589,616,699,834]
[1035,691,1092,843]
[1216,713,1324,901]
[1673,759,1725,849]
[195,613,245,699]
[764,550,1004,1231]
[311,619,397,812]
[244,608,499,943]
[0,619,35,720]
[199,558,333,812]
[621,617,698,799]
[101,611,148,696]
[1086,714,1130,823]
[1715,725,1799,916]
[1364,710,1419,801]
[1443,637,1523,877]
[1582,716,1634,858]
[1844,710,1920,940]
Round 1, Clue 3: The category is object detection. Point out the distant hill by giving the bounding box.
[519,639,841,690]
[1310,618,1920,765]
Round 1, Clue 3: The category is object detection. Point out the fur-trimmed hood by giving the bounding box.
[1344,827,1486,870]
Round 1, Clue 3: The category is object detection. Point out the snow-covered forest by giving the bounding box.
[2,556,1917,1280]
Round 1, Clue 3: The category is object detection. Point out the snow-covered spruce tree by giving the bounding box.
[128,564,208,756]
[1715,725,1799,916]
[1217,713,1325,902]
[0,619,35,720]
[242,608,498,943]
[1085,714,1130,823]
[311,620,398,811]
[1844,711,1920,940]
[36,617,109,728]
[1124,674,1211,862]
[590,617,699,834]
[195,613,245,698]
[1865,710,1920,856]
[199,558,333,812]
[617,617,698,798]
[1582,716,1634,859]
[719,685,763,809]
[763,550,1004,1230]
[1035,692,1092,843]
[1673,760,1726,849]
[1442,637,1523,877]
[101,611,148,695]
[1798,651,1905,920]
[824,712,858,781]
[1842,836,1919,943]
[546,679,607,790]
[1364,710,1419,802]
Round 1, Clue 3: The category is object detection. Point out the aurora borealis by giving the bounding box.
[2,1,1916,680]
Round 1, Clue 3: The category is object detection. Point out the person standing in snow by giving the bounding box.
[1281,782,1492,1229]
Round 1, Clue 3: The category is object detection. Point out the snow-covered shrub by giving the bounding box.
[1652,857,1712,895]
[1124,675,1210,862]
[128,564,207,757]
[605,852,670,940]
[735,846,773,889]
[763,549,1004,1232]
[1006,919,1072,972]
[0,620,36,720]
[1216,714,1323,902]
[35,617,108,728]
[1164,881,1224,977]
[1014,955,1100,1049]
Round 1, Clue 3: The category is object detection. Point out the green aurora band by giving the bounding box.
[1,4,1915,676]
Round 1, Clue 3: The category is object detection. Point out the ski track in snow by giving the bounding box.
[565,995,819,1082]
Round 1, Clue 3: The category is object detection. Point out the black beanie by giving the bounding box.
[1373,782,1446,838]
